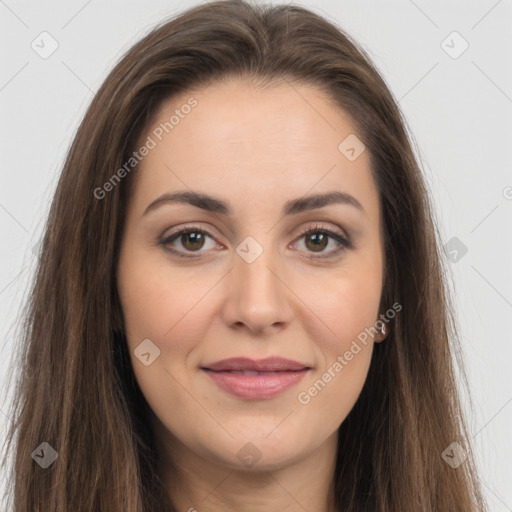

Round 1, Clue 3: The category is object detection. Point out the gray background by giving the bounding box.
[1,0,511,509]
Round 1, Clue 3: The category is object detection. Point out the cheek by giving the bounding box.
[292,227,383,344]
[298,345,373,439]
[117,251,213,413]
[291,264,381,412]
[297,265,382,349]
[118,249,212,344]
[294,278,377,432]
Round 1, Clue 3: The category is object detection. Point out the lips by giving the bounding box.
[201,356,310,372]
[200,357,311,399]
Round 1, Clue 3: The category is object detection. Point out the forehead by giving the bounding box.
[130,79,379,220]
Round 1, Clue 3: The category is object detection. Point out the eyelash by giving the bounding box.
[158,224,352,260]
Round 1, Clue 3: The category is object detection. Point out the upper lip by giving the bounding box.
[201,357,310,372]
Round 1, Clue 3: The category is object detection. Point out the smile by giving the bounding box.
[200,356,311,399]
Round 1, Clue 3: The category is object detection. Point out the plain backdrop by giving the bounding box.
[1,0,511,509]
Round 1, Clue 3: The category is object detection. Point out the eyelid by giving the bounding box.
[160,223,220,242]
[292,224,353,258]
[295,224,351,246]
[158,222,352,259]
[158,224,222,257]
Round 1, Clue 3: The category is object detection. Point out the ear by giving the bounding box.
[373,321,388,343]
[374,332,385,343]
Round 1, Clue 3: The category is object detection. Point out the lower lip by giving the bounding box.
[202,369,309,399]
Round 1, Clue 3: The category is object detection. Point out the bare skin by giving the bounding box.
[117,78,386,512]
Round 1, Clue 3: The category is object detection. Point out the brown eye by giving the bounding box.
[159,226,218,258]
[294,225,351,259]
[304,232,329,252]
[180,231,206,251]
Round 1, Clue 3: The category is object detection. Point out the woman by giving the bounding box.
[2,0,487,510]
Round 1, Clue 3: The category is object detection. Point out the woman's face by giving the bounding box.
[117,79,385,472]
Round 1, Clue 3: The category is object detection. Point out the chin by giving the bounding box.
[199,428,315,472]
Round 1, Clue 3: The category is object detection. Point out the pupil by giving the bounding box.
[184,232,203,250]
[307,233,327,251]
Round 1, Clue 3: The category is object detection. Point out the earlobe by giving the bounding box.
[375,322,387,343]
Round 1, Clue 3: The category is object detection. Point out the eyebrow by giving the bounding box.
[143,190,366,217]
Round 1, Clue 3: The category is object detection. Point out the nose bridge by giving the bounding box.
[235,234,282,302]
[223,233,293,332]
[237,241,278,294]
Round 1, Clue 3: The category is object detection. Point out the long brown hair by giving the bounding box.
[2,0,487,510]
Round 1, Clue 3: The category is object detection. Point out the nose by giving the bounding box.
[220,240,294,336]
